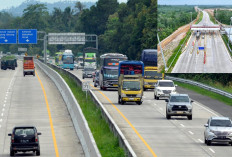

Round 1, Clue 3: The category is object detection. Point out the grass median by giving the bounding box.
[195,11,203,24]
[174,81,232,106]
[54,69,125,157]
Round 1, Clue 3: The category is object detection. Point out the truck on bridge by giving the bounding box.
[141,49,163,90]
[99,53,127,90]
[118,61,144,105]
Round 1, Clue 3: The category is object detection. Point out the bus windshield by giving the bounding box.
[103,69,118,80]
[62,55,74,64]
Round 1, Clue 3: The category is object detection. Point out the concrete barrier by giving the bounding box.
[36,60,101,157]
[37,59,137,157]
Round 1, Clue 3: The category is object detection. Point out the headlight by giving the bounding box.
[122,93,126,97]
[187,105,192,109]
[136,94,141,97]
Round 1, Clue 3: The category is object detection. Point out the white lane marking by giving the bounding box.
[3,104,5,107]
[154,103,157,106]
[188,131,194,135]
[198,139,203,143]
[209,148,215,153]
[1,113,3,116]
[4,100,6,103]
[2,108,5,112]
[5,97,7,100]
[180,124,185,127]
[195,102,218,116]
[0,119,2,122]
[159,107,163,110]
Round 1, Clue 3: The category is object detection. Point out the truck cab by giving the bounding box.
[118,61,144,105]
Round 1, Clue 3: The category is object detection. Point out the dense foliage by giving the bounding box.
[0,0,157,60]
[158,5,197,41]
[215,10,232,25]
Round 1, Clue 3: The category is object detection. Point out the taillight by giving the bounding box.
[35,134,38,142]
[11,134,14,143]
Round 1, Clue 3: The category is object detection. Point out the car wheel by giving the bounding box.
[188,115,192,120]
[33,72,35,76]
[166,114,171,119]
[207,140,211,146]
[36,149,40,156]
[204,137,207,144]
[94,83,97,87]
[10,150,14,156]
[136,101,142,105]
[157,96,159,100]
[82,76,85,79]
[154,94,156,99]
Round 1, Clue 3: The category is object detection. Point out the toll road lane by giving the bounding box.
[69,69,232,157]
[0,62,84,157]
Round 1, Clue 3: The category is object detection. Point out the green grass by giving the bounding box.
[222,34,232,57]
[208,12,218,24]
[195,11,203,24]
[162,30,191,73]
[175,81,232,106]
[54,70,125,156]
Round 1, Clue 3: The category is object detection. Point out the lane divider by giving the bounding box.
[91,85,157,157]
[35,71,60,157]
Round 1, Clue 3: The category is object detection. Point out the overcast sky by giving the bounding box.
[0,0,127,10]
[159,0,232,5]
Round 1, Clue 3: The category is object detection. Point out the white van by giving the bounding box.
[154,80,177,100]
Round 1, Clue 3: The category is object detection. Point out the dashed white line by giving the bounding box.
[159,107,163,110]
[198,139,203,143]
[3,104,5,107]
[188,131,194,135]
[1,113,3,116]
[0,119,2,122]
[209,148,215,153]
[0,125,1,128]
[4,100,6,103]
[2,108,5,112]
[154,103,157,106]
[180,124,185,127]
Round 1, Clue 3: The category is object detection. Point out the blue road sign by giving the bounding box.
[0,30,17,44]
[18,29,37,44]
[199,47,204,50]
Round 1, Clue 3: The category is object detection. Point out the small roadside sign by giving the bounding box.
[82,82,89,92]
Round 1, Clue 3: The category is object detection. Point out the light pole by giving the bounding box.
[228,17,232,47]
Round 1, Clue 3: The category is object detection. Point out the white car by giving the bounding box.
[154,80,177,100]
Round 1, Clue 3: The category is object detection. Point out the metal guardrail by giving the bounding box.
[35,60,101,157]
[167,76,232,99]
[37,59,137,157]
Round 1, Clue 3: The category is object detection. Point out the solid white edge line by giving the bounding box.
[180,124,185,127]
[1,113,3,116]
[198,139,203,143]
[188,131,194,135]
[194,102,219,116]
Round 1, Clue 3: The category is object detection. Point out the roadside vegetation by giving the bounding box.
[169,74,232,94]
[0,0,157,60]
[195,11,203,24]
[221,34,232,56]
[52,68,126,157]
[174,81,232,106]
[208,12,218,24]
[158,5,197,41]
[161,30,191,73]
[215,10,232,25]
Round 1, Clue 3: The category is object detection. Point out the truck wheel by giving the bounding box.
[82,76,85,79]
[136,101,142,105]
[23,72,25,77]
[188,115,192,120]
[36,149,40,156]
[207,140,211,146]
[166,111,171,119]
[143,88,146,91]
[33,72,35,76]
[12,67,15,70]
[156,96,159,100]
[121,101,125,105]
[94,83,97,87]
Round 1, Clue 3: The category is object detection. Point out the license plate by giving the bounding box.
[176,111,183,114]
[129,98,134,100]
[219,136,226,139]
[20,140,29,143]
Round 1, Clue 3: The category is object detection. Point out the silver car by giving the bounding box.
[166,94,193,120]
[204,117,232,146]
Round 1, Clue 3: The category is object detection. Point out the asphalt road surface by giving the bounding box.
[172,11,232,73]
[0,61,84,157]
[66,67,232,157]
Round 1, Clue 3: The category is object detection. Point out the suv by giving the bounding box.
[154,80,177,100]
[204,117,232,146]
[82,67,95,79]
[166,94,193,120]
[8,126,42,156]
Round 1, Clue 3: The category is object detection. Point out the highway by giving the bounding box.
[172,11,232,73]
[67,68,232,157]
[0,61,84,156]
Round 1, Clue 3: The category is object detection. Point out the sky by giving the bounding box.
[158,0,232,5]
[0,0,127,10]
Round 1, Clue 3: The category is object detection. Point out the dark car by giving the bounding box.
[94,71,100,87]
[8,126,42,156]
[82,67,95,79]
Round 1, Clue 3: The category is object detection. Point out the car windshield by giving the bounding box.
[158,82,174,87]
[123,81,140,91]
[103,69,118,80]
[170,96,189,102]
[15,128,35,136]
[84,68,94,71]
[210,120,232,127]
[78,58,83,61]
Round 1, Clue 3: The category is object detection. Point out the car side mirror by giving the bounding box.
[37,132,42,135]
[8,133,12,136]
[191,100,194,103]
[204,124,208,127]
[175,84,178,87]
